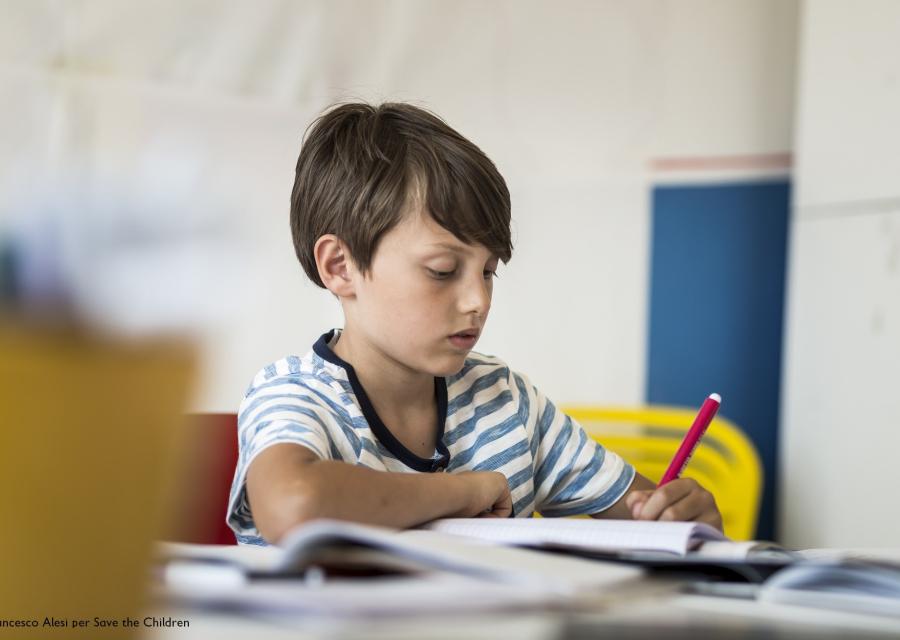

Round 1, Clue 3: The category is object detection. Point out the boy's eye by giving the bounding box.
[427,268,455,279]
[483,269,498,280]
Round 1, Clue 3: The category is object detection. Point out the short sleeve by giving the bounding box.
[226,389,337,544]
[517,372,635,517]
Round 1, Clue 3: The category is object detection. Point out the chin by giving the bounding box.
[429,354,469,377]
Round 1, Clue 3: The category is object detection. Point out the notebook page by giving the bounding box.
[424,518,726,556]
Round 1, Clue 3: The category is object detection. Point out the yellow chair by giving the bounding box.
[560,405,762,541]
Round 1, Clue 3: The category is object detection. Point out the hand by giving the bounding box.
[625,477,722,532]
[453,471,513,518]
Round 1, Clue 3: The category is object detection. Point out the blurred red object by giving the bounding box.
[167,413,239,545]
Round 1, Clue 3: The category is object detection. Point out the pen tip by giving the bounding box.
[709,393,721,403]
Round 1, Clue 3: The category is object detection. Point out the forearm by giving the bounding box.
[284,460,471,528]
[246,444,484,542]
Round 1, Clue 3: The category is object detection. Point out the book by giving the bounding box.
[156,519,644,615]
[277,518,643,587]
[423,517,780,558]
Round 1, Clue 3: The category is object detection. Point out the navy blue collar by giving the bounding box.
[312,330,451,473]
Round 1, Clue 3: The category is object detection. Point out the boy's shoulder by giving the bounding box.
[242,347,348,401]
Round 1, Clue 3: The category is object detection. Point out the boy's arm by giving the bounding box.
[246,443,512,543]
[592,471,723,531]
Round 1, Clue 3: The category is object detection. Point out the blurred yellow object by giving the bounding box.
[561,405,762,541]
[0,321,194,639]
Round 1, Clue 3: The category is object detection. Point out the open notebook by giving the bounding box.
[422,518,784,560]
[419,518,796,584]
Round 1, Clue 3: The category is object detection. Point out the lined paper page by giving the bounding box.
[423,518,726,556]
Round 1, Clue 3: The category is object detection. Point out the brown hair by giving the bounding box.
[290,102,512,288]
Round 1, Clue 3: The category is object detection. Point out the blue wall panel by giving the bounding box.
[647,180,790,540]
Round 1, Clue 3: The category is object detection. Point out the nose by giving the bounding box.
[458,271,491,319]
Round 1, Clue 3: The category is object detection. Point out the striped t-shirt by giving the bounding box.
[227,330,635,545]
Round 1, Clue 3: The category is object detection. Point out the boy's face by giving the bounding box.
[346,207,499,377]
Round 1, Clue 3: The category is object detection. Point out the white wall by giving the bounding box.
[781,0,900,548]
[0,1,797,418]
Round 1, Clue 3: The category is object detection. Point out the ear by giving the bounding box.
[314,234,356,298]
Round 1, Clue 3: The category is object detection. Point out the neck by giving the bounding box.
[331,326,435,413]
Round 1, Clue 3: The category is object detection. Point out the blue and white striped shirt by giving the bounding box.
[227,330,635,545]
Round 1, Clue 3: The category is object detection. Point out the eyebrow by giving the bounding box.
[425,241,500,259]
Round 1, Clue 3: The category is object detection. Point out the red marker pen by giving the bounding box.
[658,393,721,487]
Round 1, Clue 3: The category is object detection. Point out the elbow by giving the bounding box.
[251,481,323,545]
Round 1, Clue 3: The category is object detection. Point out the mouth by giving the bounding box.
[448,328,480,350]
[450,328,480,339]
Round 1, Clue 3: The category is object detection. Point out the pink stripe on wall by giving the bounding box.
[650,153,793,172]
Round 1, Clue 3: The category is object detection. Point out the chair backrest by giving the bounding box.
[167,413,239,545]
[561,405,762,540]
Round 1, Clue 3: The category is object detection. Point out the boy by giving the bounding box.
[227,102,721,545]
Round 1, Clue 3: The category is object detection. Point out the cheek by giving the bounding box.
[400,288,455,337]
[367,276,440,323]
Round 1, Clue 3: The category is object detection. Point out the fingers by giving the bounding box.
[472,472,512,518]
[625,489,653,518]
[636,479,694,520]
[634,478,720,526]
[491,481,513,518]
[477,494,512,518]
